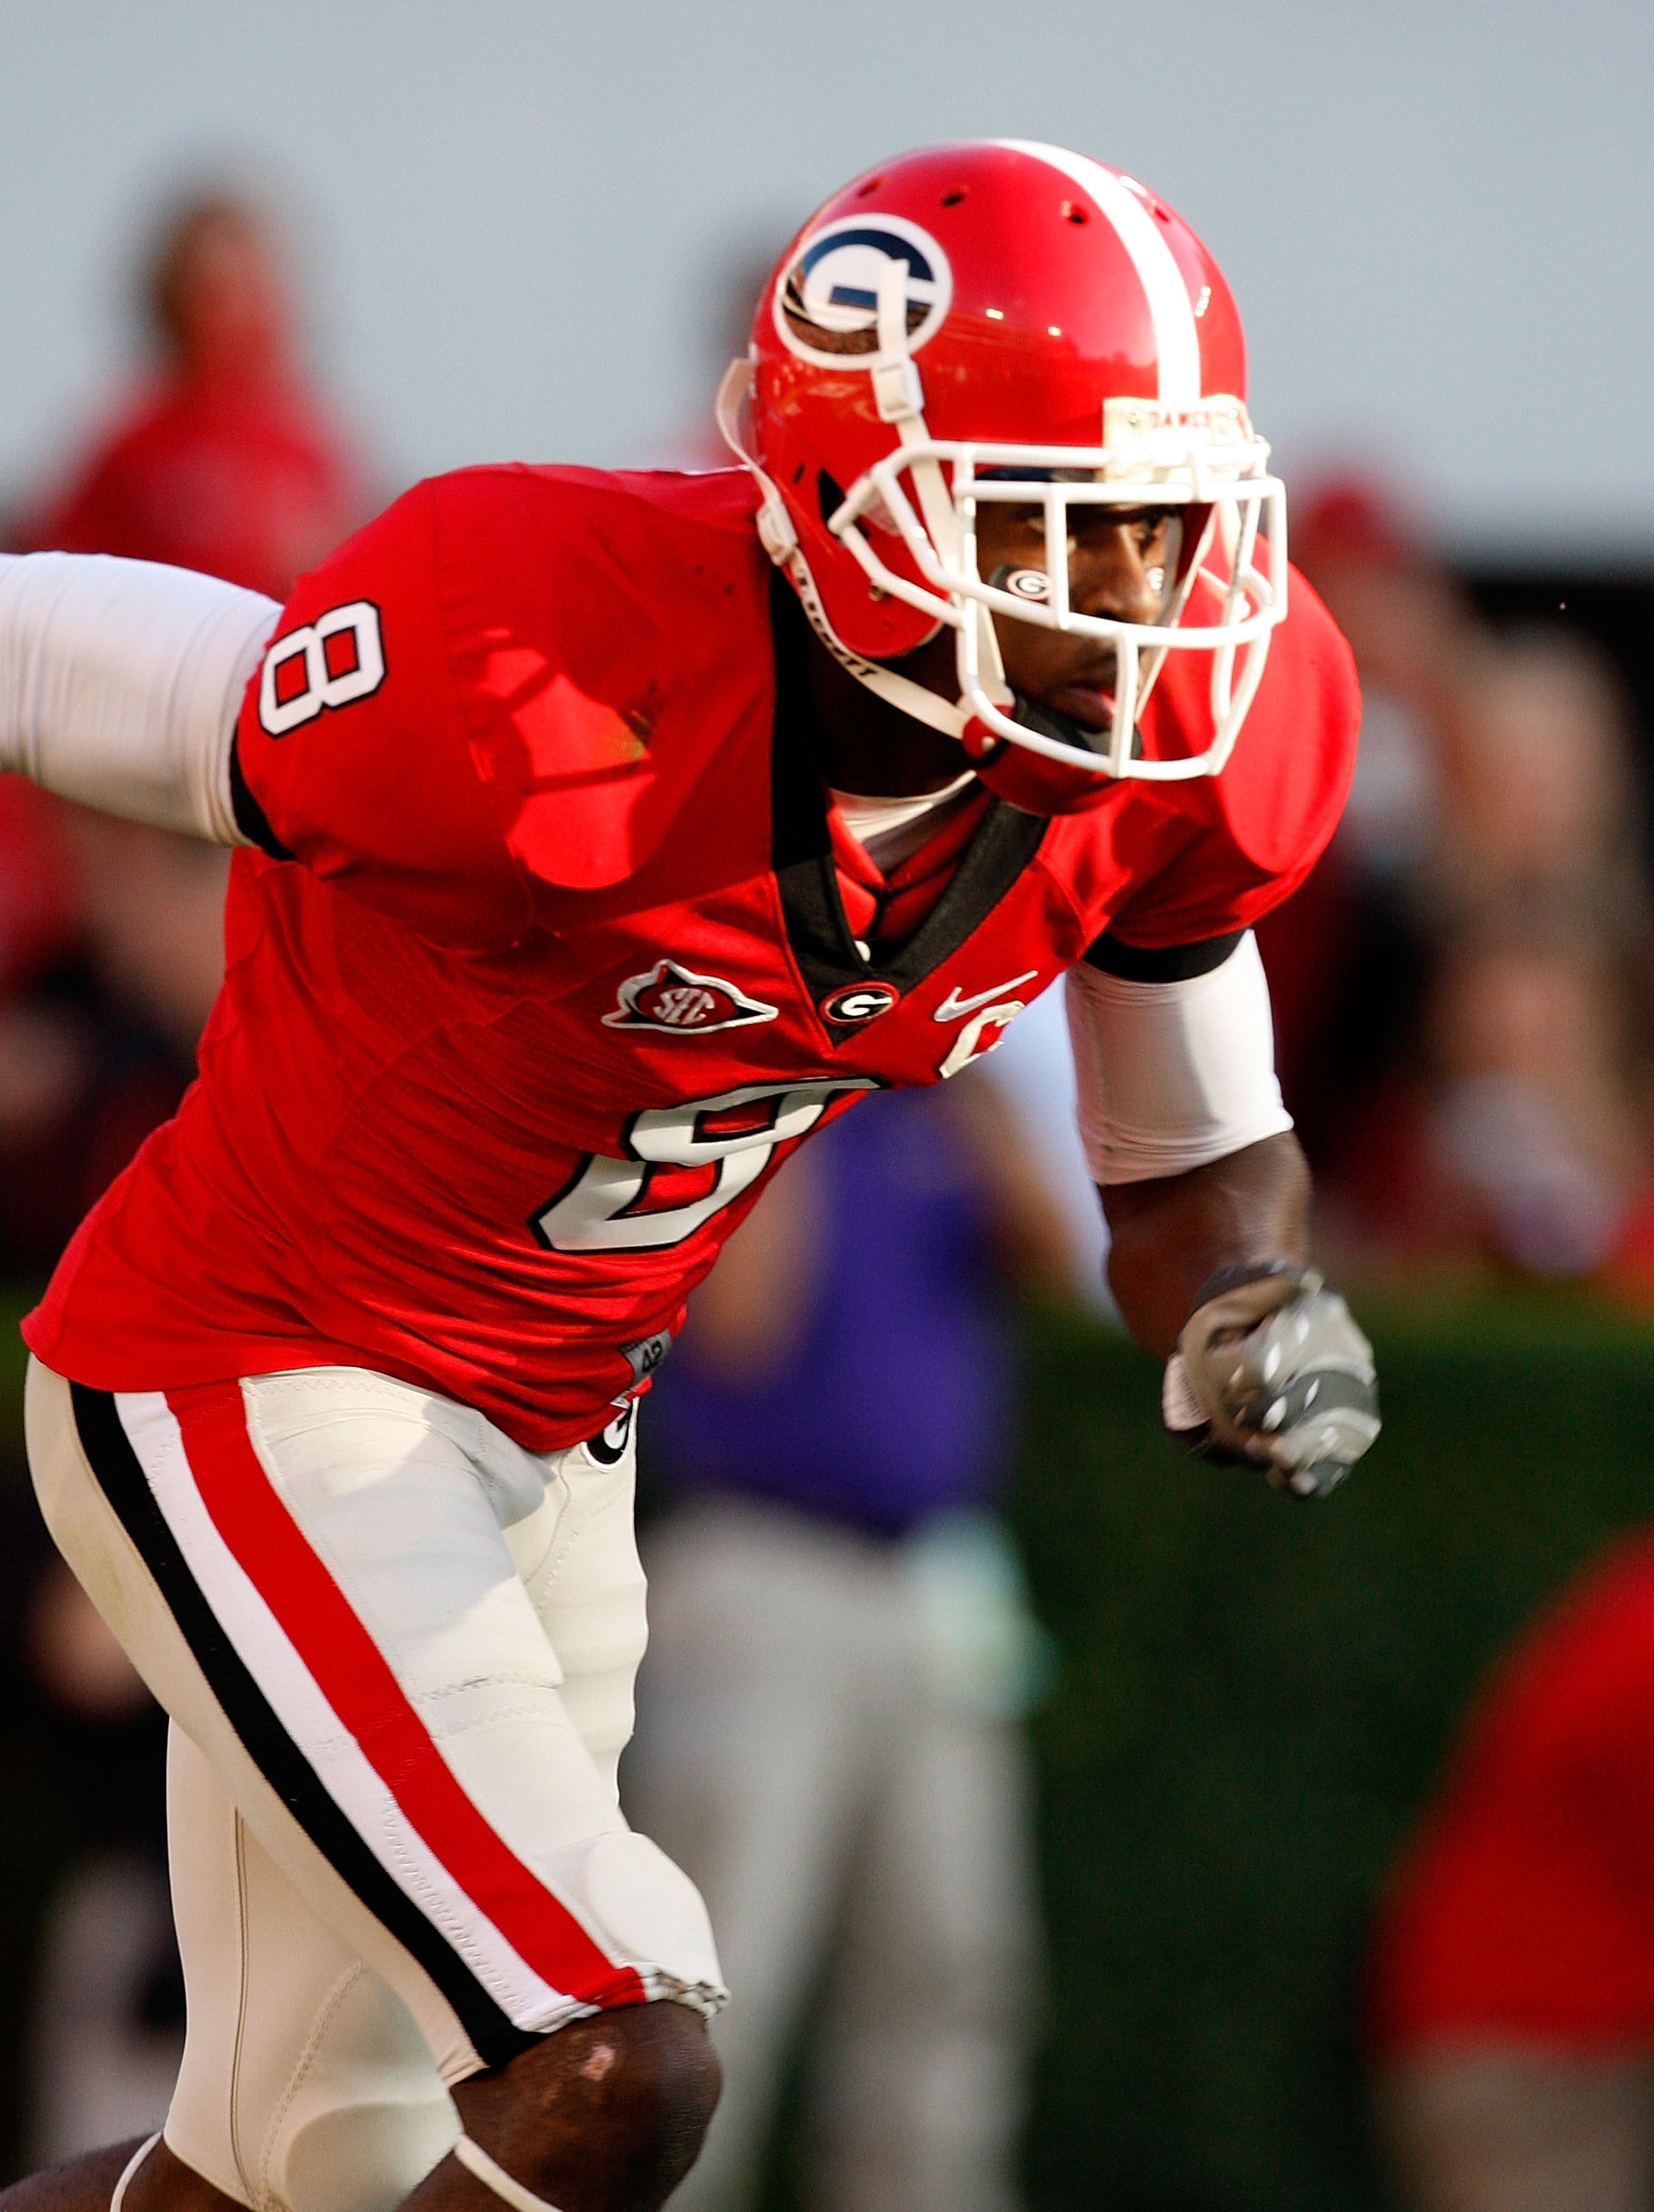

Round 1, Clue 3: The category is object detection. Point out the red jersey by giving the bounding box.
[26,466,1357,1449]
[1372,1535,1654,2052]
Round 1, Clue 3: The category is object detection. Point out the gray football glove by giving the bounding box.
[1162,1264,1379,1498]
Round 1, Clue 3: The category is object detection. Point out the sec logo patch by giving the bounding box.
[819,981,899,1025]
[603,960,778,1034]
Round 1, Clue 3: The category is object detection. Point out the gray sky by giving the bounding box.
[3,1,1650,560]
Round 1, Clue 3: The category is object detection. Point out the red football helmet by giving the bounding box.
[718,140,1288,811]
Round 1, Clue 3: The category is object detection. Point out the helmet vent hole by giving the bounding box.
[1060,200,1088,226]
[855,176,883,198]
[942,189,967,206]
[791,462,806,486]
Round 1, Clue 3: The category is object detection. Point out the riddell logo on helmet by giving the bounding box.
[775,215,952,366]
[603,961,779,1034]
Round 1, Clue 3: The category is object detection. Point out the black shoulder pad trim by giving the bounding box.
[1084,928,1244,981]
[229,739,295,860]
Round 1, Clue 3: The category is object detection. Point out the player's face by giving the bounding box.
[973,500,1175,734]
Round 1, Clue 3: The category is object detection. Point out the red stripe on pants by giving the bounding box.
[162,1378,645,2014]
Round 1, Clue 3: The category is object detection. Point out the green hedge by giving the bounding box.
[1013,1293,1654,2211]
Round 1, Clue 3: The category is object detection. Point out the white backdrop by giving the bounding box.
[2,0,1650,559]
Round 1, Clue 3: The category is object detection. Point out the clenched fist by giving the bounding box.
[1162,1264,1380,1498]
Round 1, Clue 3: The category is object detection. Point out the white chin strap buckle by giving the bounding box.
[455,2134,566,2212]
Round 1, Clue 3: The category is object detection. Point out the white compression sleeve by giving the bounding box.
[1065,930,1293,1186]
[0,551,279,842]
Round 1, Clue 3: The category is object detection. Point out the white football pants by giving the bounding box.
[25,1359,725,2212]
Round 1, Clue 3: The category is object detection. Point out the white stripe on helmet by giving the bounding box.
[994,140,1203,406]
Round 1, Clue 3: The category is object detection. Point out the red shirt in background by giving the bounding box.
[29,371,364,602]
[0,365,367,1272]
[1372,1534,1654,2052]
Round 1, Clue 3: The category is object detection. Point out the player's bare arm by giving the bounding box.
[1103,1128,1310,1361]
[0,141,1376,2212]
[1068,931,1376,1495]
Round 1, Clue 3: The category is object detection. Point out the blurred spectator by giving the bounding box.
[1264,475,1654,1285]
[21,1559,179,2164]
[0,810,232,1276]
[625,1078,1068,2212]
[1369,1533,1654,2211]
[2,178,370,2160]
[1420,629,1653,1277]
[0,181,372,1274]
[18,185,366,598]
[979,992,1113,1312]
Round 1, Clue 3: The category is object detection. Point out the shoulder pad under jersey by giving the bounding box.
[234,465,771,947]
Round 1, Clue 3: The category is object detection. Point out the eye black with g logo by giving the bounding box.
[988,564,1052,602]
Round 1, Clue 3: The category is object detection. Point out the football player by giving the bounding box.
[0,142,1377,2212]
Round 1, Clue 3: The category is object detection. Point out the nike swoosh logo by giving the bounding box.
[933,970,1039,1021]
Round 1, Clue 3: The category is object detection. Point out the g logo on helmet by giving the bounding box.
[776,215,952,366]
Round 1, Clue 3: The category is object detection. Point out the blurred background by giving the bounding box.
[4,3,1654,2208]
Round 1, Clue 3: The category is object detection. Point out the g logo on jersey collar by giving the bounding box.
[776,215,952,366]
[819,981,900,1025]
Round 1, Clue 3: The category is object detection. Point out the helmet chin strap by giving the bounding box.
[715,350,1012,751]
[795,572,976,741]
